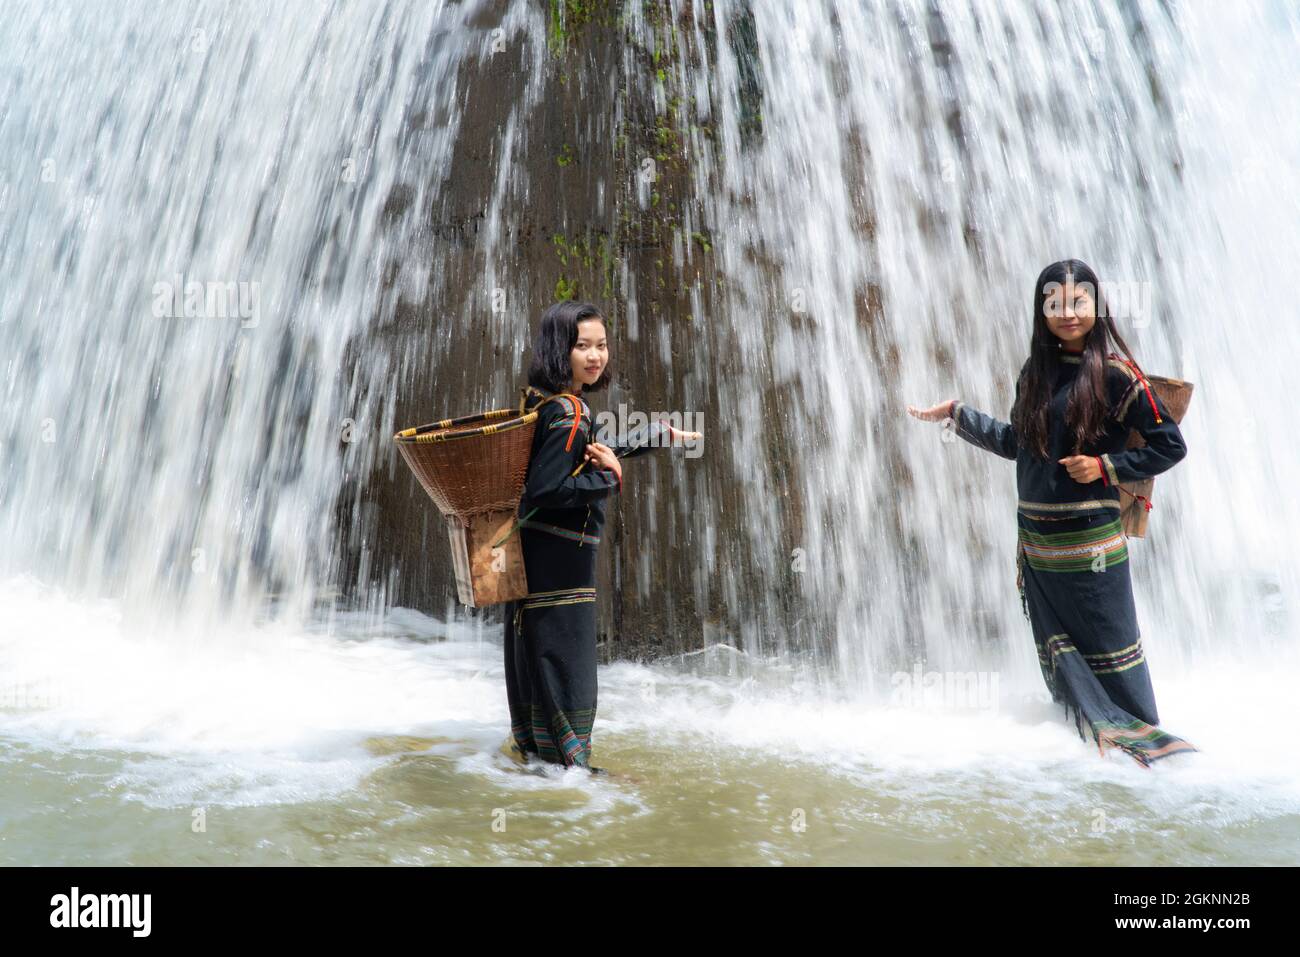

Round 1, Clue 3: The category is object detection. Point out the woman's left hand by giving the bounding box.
[1059,455,1103,484]
[585,442,622,483]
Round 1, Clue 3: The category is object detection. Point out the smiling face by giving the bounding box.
[569,317,608,390]
[1042,277,1097,349]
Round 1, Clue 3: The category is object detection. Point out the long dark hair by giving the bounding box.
[1011,259,1145,459]
[526,300,613,394]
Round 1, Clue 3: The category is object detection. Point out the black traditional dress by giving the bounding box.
[952,347,1197,766]
[502,386,661,770]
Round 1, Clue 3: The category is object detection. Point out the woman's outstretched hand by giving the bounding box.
[659,419,703,444]
[584,441,622,483]
[906,401,956,423]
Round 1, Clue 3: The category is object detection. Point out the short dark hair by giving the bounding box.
[526,300,613,394]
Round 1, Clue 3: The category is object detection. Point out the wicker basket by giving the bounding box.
[1119,374,1193,538]
[394,405,539,607]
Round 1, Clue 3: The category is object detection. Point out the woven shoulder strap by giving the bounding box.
[519,386,584,450]
[519,385,582,414]
[1107,353,1163,424]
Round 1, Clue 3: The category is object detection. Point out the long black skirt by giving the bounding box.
[502,525,599,769]
[1016,511,1196,766]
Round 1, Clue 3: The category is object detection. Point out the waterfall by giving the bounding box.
[1,2,1299,862]
[0,0,518,634]
[1,0,1296,690]
[667,0,1300,689]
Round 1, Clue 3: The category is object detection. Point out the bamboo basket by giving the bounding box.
[1119,374,1193,538]
[394,405,538,607]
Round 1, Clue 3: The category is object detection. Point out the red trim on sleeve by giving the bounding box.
[1095,456,1107,486]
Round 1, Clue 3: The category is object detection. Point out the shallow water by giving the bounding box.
[2,575,1295,866]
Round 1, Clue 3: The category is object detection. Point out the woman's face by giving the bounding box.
[1043,278,1097,349]
[569,318,608,389]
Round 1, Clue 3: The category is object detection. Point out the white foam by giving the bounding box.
[3,575,1298,829]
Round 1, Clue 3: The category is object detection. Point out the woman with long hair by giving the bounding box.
[909,260,1195,766]
[503,300,696,772]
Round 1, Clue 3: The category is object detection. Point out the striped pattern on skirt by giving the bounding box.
[1016,512,1196,767]
[503,525,601,768]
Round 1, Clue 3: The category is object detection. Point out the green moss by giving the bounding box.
[653,111,682,162]
[557,143,575,167]
[553,231,620,302]
[547,0,614,56]
[640,0,666,27]
[602,2,698,281]
[555,276,578,300]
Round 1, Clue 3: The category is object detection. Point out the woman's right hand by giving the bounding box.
[906,400,957,423]
[661,421,703,444]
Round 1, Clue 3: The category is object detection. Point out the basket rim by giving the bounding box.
[393,408,538,444]
[1146,374,1193,388]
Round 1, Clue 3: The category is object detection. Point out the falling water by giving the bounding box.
[670,0,1300,691]
[1,0,1298,864]
[0,0,517,633]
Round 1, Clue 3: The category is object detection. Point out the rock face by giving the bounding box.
[332,1,802,660]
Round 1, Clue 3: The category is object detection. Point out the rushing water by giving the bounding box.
[2,0,1299,865]
[1,573,1297,865]
[0,0,502,629]
[675,0,1300,680]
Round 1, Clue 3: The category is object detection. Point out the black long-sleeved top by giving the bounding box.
[951,350,1187,520]
[516,387,662,545]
